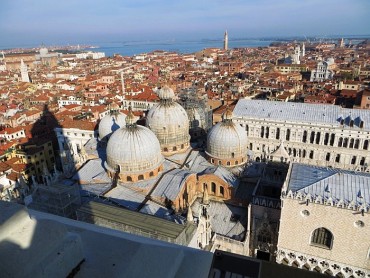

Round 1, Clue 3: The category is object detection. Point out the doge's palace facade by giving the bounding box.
[233,100,370,172]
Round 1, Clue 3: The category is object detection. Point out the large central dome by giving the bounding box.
[105,108,163,182]
[206,107,248,167]
[146,86,190,156]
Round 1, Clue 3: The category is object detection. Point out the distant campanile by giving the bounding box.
[223,30,228,51]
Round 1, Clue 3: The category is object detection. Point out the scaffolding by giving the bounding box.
[178,87,212,136]
[29,183,80,218]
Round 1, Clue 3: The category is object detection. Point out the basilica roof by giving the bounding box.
[234,99,370,131]
[151,168,194,201]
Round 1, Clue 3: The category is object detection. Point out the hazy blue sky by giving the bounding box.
[0,0,369,47]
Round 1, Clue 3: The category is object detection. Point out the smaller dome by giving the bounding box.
[157,86,175,100]
[206,109,248,167]
[98,111,126,140]
[40,47,48,56]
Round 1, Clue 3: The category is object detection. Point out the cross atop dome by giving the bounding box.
[125,106,136,128]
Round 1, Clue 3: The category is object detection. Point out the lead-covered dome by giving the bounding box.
[98,111,126,141]
[146,86,190,156]
[206,108,248,167]
[105,109,163,182]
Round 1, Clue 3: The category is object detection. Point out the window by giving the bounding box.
[211,182,216,193]
[127,176,132,182]
[343,138,348,148]
[309,150,314,159]
[335,154,340,163]
[310,131,315,144]
[324,133,329,145]
[311,227,333,249]
[257,229,271,243]
[364,140,369,150]
[149,171,154,177]
[338,137,343,147]
[276,128,280,140]
[286,129,290,141]
[220,186,224,196]
[354,139,360,149]
[138,175,144,180]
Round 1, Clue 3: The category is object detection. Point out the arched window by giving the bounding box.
[354,139,360,149]
[138,174,144,180]
[343,138,348,148]
[349,138,354,148]
[211,158,214,163]
[173,146,177,151]
[338,137,343,147]
[127,176,132,182]
[324,133,329,145]
[220,186,224,196]
[149,171,154,177]
[181,144,184,149]
[211,182,216,194]
[286,129,290,141]
[364,140,369,150]
[310,131,315,144]
[330,133,335,146]
[227,161,231,166]
[302,130,307,143]
[311,227,333,249]
[276,128,280,140]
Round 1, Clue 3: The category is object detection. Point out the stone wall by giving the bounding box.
[277,198,370,276]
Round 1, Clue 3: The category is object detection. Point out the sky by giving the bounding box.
[0,0,369,47]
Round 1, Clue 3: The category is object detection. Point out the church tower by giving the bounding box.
[301,42,305,57]
[20,59,30,83]
[293,45,301,64]
[339,38,344,48]
[197,189,212,248]
[223,30,228,51]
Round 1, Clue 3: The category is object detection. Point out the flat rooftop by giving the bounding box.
[77,201,190,240]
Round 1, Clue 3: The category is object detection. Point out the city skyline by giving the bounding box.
[1,0,369,47]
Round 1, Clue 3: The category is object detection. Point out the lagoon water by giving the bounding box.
[88,38,274,57]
